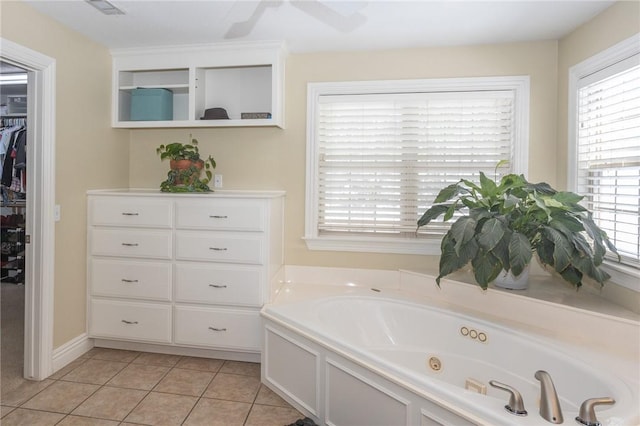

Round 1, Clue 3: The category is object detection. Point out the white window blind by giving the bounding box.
[577,57,640,268]
[316,90,515,238]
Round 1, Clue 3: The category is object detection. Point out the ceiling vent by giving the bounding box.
[85,0,125,16]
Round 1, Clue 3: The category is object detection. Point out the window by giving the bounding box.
[305,77,530,254]
[569,34,640,290]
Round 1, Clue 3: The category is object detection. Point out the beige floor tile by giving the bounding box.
[153,367,214,396]
[83,347,106,358]
[124,391,197,426]
[183,397,251,426]
[21,380,99,413]
[48,358,88,380]
[244,404,304,426]
[87,348,141,363]
[1,405,16,418]
[57,415,121,425]
[254,384,290,407]
[175,356,224,372]
[203,373,260,403]
[78,349,95,359]
[0,408,65,425]
[220,360,261,377]
[0,378,54,406]
[60,358,128,385]
[132,352,182,367]
[71,385,147,421]
[107,363,170,390]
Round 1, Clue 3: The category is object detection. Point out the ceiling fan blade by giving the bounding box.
[290,0,367,33]
[225,0,284,39]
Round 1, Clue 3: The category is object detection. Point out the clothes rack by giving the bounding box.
[0,117,26,127]
[1,116,27,284]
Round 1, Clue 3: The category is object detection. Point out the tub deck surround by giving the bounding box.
[280,266,640,361]
[261,267,639,426]
[400,270,640,363]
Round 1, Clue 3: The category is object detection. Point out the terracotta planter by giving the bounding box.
[170,159,204,171]
[169,159,204,185]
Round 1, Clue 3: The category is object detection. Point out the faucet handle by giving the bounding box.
[489,380,527,416]
[575,397,615,426]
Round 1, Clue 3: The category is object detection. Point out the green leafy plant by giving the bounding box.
[417,161,619,289]
[156,136,216,192]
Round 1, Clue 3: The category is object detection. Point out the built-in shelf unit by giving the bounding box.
[111,41,286,128]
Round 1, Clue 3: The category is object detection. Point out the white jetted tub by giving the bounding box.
[261,280,639,426]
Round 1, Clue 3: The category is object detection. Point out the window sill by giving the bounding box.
[303,235,441,255]
[603,261,640,292]
[303,237,640,293]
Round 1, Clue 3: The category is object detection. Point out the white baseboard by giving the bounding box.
[93,339,261,363]
[51,333,93,373]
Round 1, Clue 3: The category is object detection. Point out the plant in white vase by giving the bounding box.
[417,162,619,290]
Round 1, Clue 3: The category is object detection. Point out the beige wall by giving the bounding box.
[130,41,559,273]
[0,1,130,347]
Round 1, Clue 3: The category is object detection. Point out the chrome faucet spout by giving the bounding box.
[534,370,564,424]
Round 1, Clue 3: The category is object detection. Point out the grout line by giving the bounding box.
[3,349,293,426]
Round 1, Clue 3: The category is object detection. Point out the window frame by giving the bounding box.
[304,76,530,255]
[568,33,640,292]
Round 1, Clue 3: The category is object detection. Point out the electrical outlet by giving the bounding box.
[214,174,223,188]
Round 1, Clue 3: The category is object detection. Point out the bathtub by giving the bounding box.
[261,281,639,426]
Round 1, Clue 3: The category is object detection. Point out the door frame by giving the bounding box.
[1,37,56,381]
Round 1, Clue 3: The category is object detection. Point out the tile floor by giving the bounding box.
[1,348,305,426]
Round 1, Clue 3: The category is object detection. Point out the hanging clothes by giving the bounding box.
[0,126,26,192]
[0,124,21,178]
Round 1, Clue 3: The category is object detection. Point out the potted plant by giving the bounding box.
[416,161,619,290]
[156,136,216,192]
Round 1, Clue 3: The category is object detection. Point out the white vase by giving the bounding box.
[493,267,529,290]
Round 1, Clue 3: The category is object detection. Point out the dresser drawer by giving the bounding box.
[90,259,171,301]
[175,232,263,264]
[175,264,262,306]
[90,299,172,343]
[175,199,264,231]
[90,196,173,228]
[91,229,172,259]
[174,306,260,350]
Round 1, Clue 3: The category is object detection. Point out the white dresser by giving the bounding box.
[86,189,284,361]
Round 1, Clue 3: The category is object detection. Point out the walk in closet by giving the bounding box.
[1,61,27,285]
[0,60,28,397]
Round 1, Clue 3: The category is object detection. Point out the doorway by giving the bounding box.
[1,60,28,394]
[0,37,56,383]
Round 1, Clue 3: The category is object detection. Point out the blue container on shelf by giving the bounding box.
[130,88,173,121]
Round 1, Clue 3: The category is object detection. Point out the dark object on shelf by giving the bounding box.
[130,88,173,121]
[241,112,272,119]
[200,107,229,120]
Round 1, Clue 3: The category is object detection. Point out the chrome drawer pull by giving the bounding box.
[208,326,227,332]
[122,243,139,247]
[121,320,138,325]
[209,247,227,251]
[121,212,139,216]
[209,215,228,219]
[121,279,139,283]
[209,284,227,288]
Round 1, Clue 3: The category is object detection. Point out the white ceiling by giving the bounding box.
[23,0,615,53]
